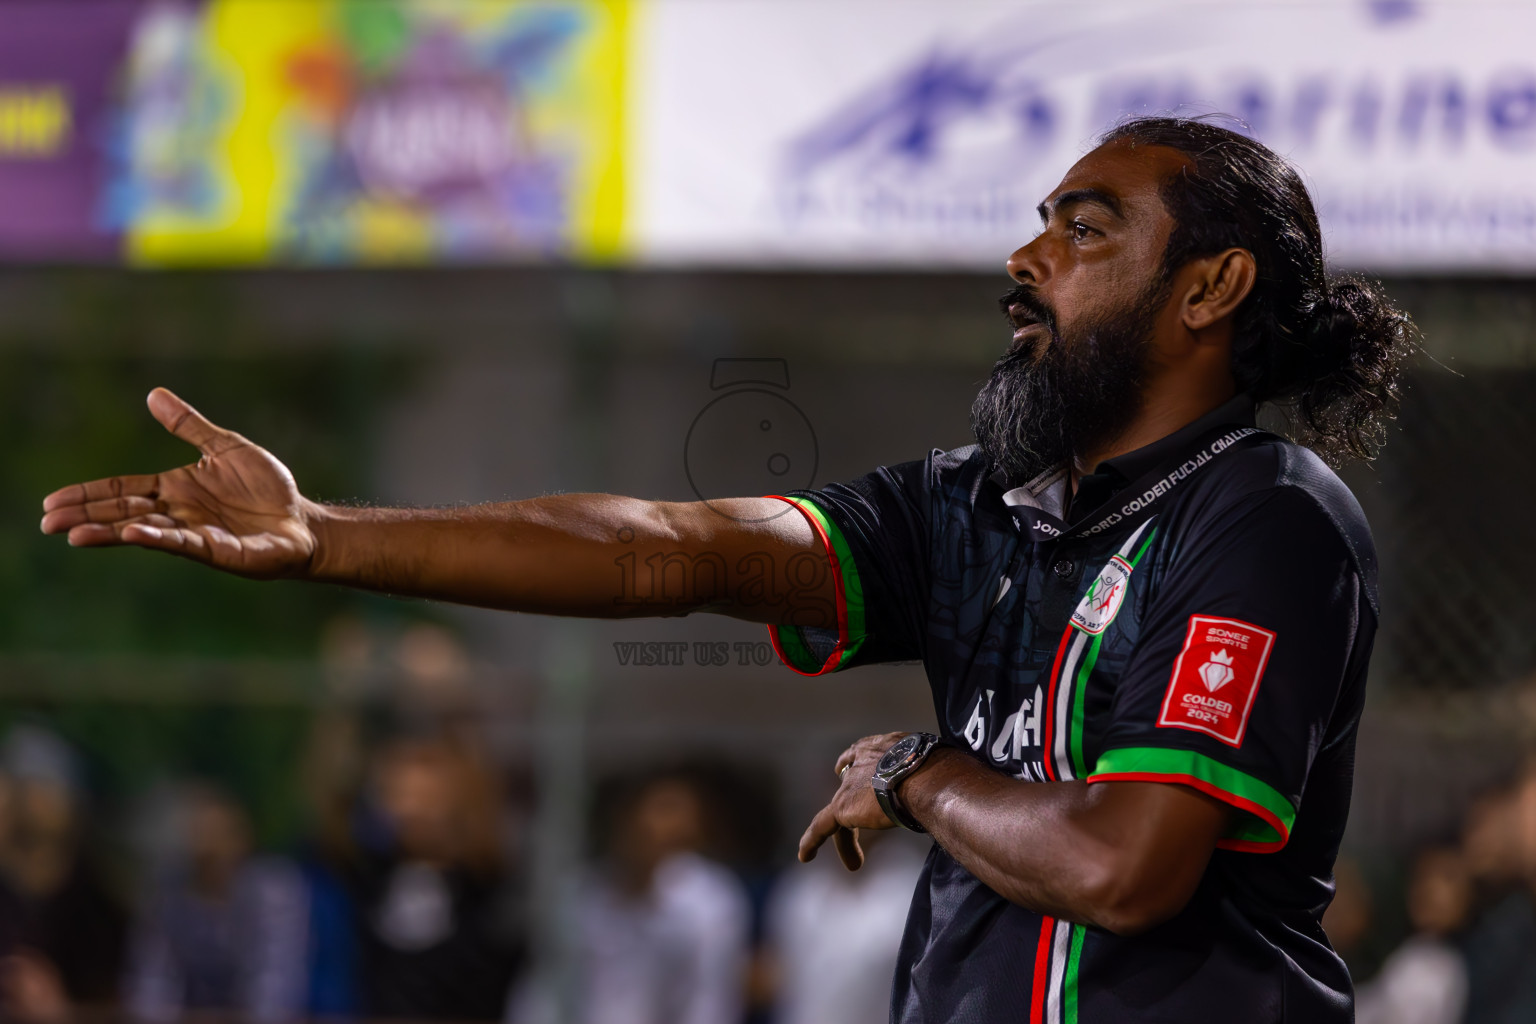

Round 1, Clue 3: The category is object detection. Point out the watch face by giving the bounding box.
[878,734,922,774]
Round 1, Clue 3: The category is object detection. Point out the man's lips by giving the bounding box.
[1007,303,1050,343]
[1005,325,1048,359]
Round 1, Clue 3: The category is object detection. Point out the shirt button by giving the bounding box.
[1053,558,1075,578]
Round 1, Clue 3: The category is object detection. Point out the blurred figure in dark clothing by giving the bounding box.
[0,724,126,1022]
[1460,766,1536,1024]
[1321,854,1373,971]
[123,782,309,1023]
[351,733,521,1021]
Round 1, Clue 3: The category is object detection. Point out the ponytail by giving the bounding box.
[1237,275,1420,465]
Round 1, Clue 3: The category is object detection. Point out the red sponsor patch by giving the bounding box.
[1157,615,1276,747]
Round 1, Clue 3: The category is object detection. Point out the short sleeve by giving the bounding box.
[766,458,934,675]
[1088,486,1372,852]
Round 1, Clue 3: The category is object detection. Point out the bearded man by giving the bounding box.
[41,117,1416,1023]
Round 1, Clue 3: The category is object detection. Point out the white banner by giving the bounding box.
[628,0,1536,271]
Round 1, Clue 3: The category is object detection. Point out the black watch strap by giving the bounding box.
[871,732,941,833]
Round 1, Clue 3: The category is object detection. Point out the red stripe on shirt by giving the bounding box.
[1030,914,1056,1024]
[1041,627,1073,782]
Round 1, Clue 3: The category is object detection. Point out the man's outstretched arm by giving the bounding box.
[304,495,831,621]
[39,389,835,627]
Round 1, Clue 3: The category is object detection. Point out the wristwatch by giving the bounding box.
[872,732,941,833]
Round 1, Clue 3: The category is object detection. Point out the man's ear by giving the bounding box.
[1181,248,1257,333]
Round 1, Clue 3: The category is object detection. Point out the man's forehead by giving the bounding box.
[1039,139,1190,217]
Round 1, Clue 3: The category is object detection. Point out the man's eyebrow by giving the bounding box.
[1036,187,1125,225]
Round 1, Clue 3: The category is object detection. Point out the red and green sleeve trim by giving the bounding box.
[1088,746,1296,853]
[764,495,867,676]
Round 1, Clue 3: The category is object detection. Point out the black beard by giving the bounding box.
[971,276,1168,488]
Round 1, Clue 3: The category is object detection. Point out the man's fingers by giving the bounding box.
[147,388,236,456]
[834,826,864,871]
[798,804,839,863]
[120,523,210,559]
[833,744,858,777]
[64,515,184,549]
[62,523,127,547]
[41,474,159,515]
[40,495,158,534]
[65,519,207,561]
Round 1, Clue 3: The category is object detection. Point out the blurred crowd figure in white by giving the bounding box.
[765,830,926,1024]
[565,773,750,1024]
[123,782,309,1023]
[577,850,750,1024]
[1353,847,1469,1024]
[1341,758,1536,1024]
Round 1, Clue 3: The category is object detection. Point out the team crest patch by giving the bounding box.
[1071,555,1133,635]
[1158,615,1276,747]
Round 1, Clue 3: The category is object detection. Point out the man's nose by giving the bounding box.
[1006,237,1048,285]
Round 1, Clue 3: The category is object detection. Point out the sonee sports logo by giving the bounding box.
[1157,615,1276,747]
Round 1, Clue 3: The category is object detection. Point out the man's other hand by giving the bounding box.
[40,388,319,579]
[798,731,911,871]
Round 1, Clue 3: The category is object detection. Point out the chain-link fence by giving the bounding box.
[1354,363,1536,692]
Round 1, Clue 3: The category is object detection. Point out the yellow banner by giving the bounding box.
[121,0,626,265]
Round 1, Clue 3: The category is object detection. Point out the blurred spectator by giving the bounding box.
[574,770,750,1024]
[1322,854,1374,968]
[123,782,309,1023]
[1460,766,1536,1024]
[764,829,925,1024]
[0,724,127,1021]
[348,733,522,1020]
[394,623,478,714]
[1355,846,1471,1024]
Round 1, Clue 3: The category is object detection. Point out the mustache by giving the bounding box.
[998,285,1059,334]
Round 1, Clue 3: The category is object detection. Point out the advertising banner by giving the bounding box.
[4,0,1535,272]
[0,1,141,261]
[119,0,627,265]
[629,0,1536,272]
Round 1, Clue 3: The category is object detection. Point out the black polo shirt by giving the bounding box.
[766,395,1377,1024]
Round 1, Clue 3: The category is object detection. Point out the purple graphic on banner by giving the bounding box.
[0,0,140,261]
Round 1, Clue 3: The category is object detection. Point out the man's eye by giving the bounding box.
[1071,221,1094,241]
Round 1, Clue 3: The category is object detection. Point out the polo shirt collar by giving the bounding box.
[1093,393,1257,485]
[998,465,1070,525]
[1068,394,1256,522]
[995,394,1258,535]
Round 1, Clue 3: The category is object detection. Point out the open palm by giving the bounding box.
[40,389,319,579]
